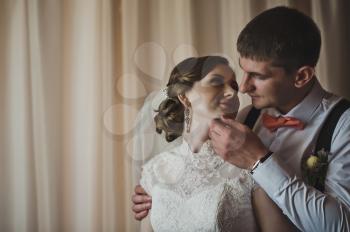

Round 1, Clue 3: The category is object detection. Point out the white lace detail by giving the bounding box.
[176,141,226,197]
[140,140,257,232]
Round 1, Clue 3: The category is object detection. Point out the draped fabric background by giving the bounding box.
[0,0,349,231]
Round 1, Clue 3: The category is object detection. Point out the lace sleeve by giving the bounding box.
[140,150,186,196]
[140,156,158,196]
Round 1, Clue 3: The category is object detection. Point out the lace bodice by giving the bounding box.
[140,140,258,232]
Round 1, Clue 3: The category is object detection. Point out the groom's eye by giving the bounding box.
[249,73,268,80]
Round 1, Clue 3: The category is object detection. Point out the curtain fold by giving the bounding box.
[0,0,349,231]
[0,0,123,231]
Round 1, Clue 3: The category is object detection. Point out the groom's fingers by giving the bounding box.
[221,115,236,124]
[135,210,149,220]
[209,119,230,136]
[208,127,219,140]
[133,202,152,213]
[221,116,246,131]
[132,194,152,204]
[132,184,152,220]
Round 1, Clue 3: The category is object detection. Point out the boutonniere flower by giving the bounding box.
[301,148,330,192]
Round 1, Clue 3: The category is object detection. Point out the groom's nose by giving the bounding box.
[239,74,252,93]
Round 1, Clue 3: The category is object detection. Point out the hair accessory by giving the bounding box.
[161,87,168,98]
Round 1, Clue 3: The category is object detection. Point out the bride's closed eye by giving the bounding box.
[209,76,225,86]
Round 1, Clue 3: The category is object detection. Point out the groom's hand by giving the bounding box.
[209,116,269,170]
[132,185,152,220]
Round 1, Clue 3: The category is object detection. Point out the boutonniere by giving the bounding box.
[301,148,330,192]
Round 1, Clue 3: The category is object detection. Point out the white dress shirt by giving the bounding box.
[237,80,350,231]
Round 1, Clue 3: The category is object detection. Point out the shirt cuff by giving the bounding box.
[252,154,290,195]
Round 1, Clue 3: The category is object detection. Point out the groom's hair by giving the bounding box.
[237,6,321,73]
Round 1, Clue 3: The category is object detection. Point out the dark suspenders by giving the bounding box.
[315,99,350,152]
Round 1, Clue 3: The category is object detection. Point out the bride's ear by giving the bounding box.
[178,94,191,107]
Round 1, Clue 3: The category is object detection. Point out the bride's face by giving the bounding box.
[185,64,240,119]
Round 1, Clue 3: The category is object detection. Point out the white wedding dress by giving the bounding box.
[140,140,258,232]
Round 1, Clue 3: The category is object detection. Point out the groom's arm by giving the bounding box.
[253,156,350,231]
[253,111,350,232]
[209,113,350,232]
[140,215,153,232]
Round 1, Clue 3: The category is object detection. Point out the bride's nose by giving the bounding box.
[223,85,236,98]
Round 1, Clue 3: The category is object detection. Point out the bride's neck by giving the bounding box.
[183,114,211,153]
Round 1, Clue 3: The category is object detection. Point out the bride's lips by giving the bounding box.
[222,113,237,119]
[219,100,236,110]
[219,99,234,105]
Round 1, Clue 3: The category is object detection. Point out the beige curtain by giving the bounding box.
[0,0,125,231]
[0,0,349,231]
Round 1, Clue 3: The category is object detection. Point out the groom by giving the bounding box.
[132,6,350,231]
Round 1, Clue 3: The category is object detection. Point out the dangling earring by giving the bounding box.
[184,107,192,133]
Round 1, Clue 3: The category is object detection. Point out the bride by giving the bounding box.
[135,56,297,231]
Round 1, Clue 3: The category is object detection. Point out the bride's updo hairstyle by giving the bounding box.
[154,56,229,142]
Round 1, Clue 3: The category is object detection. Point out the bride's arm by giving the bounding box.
[252,187,300,232]
[140,215,153,232]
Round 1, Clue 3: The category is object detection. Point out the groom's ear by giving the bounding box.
[294,66,315,88]
[178,94,190,107]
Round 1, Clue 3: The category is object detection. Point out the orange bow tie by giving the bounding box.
[262,113,305,132]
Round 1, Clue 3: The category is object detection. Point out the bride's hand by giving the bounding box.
[132,185,152,220]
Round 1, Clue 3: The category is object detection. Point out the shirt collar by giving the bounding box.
[266,79,328,124]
